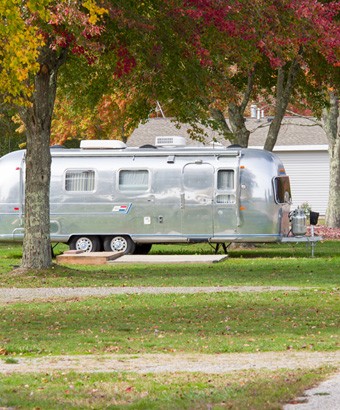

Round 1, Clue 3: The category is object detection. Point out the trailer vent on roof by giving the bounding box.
[155,136,186,147]
[80,140,127,149]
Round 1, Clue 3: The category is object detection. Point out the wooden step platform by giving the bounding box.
[56,250,124,265]
[109,254,228,264]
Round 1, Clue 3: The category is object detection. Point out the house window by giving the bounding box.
[65,170,95,192]
[217,170,234,190]
[119,170,149,191]
[274,176,292,204]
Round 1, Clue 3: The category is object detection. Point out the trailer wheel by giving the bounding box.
[103,235,136,254]
[134,244,152,255]
[69,236,101,253]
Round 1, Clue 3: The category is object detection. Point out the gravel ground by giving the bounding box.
[1,351,339,375]
[0,285,305,304]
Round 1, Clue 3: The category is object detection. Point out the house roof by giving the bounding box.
[128,116,328,149]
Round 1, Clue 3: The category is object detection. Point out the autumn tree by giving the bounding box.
[205,0,339,150]
[1,0,338,270]
[57,1,339,149]
[51,90,142,144]
[0,1,114,269]
[0,0,245,269]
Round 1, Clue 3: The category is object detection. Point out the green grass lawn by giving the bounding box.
[0,368,335,410]
[0,241,339,288]
[1,291,339,355]
[0,241,339,409]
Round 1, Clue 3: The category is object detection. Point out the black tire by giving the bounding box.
[134,243,152,255]
[103,235,136,254]
[69,236,101,252]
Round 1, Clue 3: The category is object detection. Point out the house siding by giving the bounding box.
[275,150,329,215]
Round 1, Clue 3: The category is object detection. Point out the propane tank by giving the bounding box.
[291,208,307,236]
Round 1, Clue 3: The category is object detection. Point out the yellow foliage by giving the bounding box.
[51,90,140,144]
[0,0,51,104]
[12,114,26,134]
[83,0,108,25]
[0,0,108,104]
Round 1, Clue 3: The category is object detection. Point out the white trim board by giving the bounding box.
[250,145,329,152]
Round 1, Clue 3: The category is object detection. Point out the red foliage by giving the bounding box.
[114,46,137,78]
[30,0,339,79]
[175,0,339,69]
[287,0,340,64]
[47,2,106,64]
[307,225,340,240]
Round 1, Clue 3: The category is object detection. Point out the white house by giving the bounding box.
[129,117,329,215]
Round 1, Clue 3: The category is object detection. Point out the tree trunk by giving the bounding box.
[19,46,66,269]
[323,92,340,228]
[227,70,255,147]
[21,118,52,269]
[208,70,255,147]
[209,107,234,142]
[228,102,250,147]
[264,60,299,151]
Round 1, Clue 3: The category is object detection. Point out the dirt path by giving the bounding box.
[0,286,306,304]
[1,351,340,375]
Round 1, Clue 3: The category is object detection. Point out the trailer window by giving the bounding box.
[65,170,95,191]
[216,170,235,204]
[274,176,291,204]
[216,194,235,204]
[119,170,149,191]
[217,170,234,190]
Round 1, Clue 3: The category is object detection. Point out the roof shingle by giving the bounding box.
[128,117,328,148]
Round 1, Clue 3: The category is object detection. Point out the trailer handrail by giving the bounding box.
[51,149,241,158]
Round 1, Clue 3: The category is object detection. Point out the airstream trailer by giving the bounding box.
[0,137,301,254]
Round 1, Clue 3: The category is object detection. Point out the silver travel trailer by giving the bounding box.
[0,137,303,254]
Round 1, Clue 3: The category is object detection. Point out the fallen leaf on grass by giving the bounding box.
[0,347,8,355]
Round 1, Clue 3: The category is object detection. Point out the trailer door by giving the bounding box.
[213,169,238,236]
[181,163,214,237]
